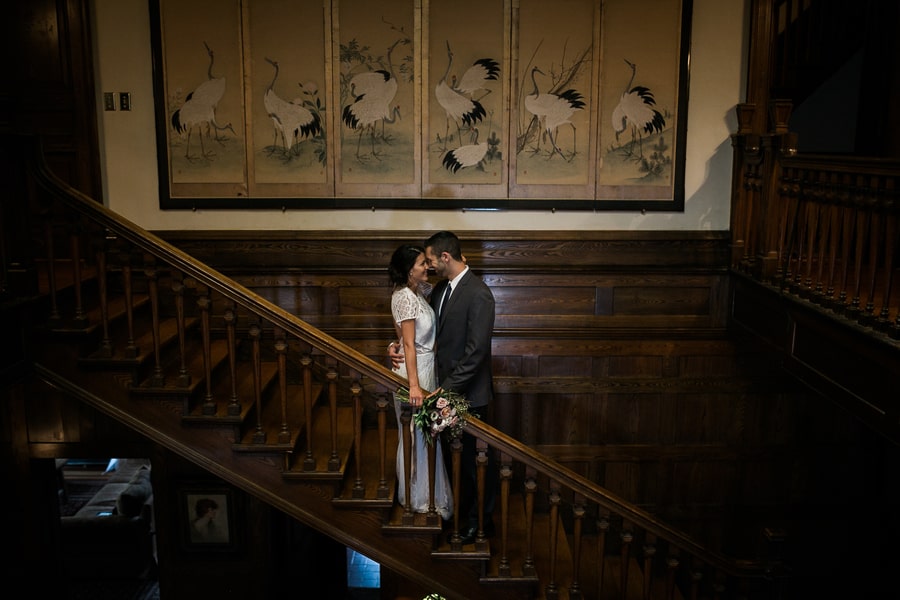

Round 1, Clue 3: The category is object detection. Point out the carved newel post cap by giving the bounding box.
[736,103,756,135]
[769,99,793,135]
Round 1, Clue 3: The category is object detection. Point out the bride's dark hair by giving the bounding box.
[388,244,425,288]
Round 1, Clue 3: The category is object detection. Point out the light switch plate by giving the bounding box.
[103,92,116,111]
[119,92,131,111]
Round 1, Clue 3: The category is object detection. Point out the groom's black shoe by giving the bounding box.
[457,526,478,545]
[457,520,495,545]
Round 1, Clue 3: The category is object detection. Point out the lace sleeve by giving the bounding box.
[391,288,420,323]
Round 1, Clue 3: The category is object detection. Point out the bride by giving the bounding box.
[387,244,453,520]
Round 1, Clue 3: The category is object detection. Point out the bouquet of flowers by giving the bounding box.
[395,387,471,445]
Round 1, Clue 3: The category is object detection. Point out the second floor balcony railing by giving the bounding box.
[730,102,900,344]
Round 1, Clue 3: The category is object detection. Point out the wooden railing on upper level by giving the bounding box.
[730,103,900,342]
[2,134,785,598]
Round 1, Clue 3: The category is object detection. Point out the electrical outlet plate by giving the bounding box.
[119,92,131,111]
[103,92,116,111]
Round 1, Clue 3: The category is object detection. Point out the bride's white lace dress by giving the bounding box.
[391,286,453,520]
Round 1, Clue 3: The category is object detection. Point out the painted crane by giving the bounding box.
[170,42,234,159]
[611,59,665,159]
[523,67,585,161]
[341,40,402,160]
[263,58,322,156]
[442,127,488,173]
[435,41,498,151]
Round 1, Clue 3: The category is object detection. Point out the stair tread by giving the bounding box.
[182,360,280,422]
[382,502,445,535]
[232,382,314,449]
[130,336,228,396]
[333,426,398,508]
[78,314,196,368]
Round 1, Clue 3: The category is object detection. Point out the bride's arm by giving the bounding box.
[399,318,423,406]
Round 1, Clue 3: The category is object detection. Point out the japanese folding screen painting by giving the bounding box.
[151,0,690,210]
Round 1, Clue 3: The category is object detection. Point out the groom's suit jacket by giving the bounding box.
[431,269,495,409]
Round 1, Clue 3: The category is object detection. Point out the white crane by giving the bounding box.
[611,59,665,159]
[170,42,234,159]
[263,58,322,156]
[434,41,497,151]
[454,56,500,100]
[341,41,401,160]
[442,127,488,173]
[523,67,585,161]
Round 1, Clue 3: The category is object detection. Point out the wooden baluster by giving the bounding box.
[800,192,819,297]
[94,241,112,358]
[69,225,87,327]
[712,571,726,600]
[664,548,679,600]
[497,454,512,576]
[847,192,869,316]
[327,365,340,470]
[376,393,390,499]
[474,438,489,549]
[773,167,790,284]
[778,170,801,289]
[275,331,290,443]
[620,520,633,600]
[836,194,857,313]
[861,203,882,324]
[741,156,760,269]
[736,131,761,270]
[689,563,703,600]
[824,181,844,308]
[224,304,240,416]
[812,184,832,301]
[642,533,656,600]
[449,436,463,549]
[145,266,164,387]
[173,274,190,387]
[790,192,808,292]
[44,220,61,326]
[569,493,585,599]
[198,292,214,415]
[877,207,895,328]
[301,353,315,470]
[250,322,265,443]
[523,466,536,577]
[596,508,609,598]
[121,258,137,358]
[400,403,413,524]
[545,479,560,599]
[350,379,364,498]
[794,180,810,292]
[426,431,439,527]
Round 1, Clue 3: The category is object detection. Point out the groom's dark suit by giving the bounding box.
[431,268,496,536]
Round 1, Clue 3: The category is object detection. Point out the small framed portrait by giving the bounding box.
[179,484,239,552]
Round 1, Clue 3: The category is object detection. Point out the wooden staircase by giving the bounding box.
[3,136,784,599]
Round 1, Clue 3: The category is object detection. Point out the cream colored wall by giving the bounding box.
[91,0,747,232]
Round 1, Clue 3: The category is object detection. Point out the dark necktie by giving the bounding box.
[438,284,452,319]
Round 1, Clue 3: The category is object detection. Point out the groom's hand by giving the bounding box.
[388,341,404,369]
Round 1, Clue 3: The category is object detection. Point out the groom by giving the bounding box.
[391,231,497,545]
